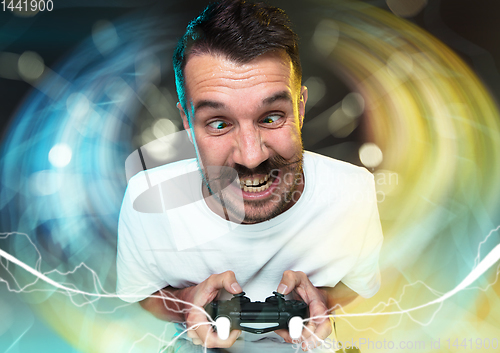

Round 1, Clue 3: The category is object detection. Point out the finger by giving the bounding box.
[301,318,332,351]
[302,300,330,340]
[194,322,217,347]
[198,328,242,348]
[275,316,314,344]
[304,317,330,340]
[192,313,240,349]
[192,338,203,345]
[207,271,243,296]
[314,318,333,340]
[274,328,293,343]
[301,317,317,341]
[186,329,199,339]
[187,306,215,344]
[191,317,214,345]
[277,270,304,295]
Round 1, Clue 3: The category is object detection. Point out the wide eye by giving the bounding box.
[261,115,282,124]
[208,120,229,130]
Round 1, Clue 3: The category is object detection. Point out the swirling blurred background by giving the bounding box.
[1,0,499,352]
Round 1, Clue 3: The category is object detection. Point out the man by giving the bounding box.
[117,0,383,351]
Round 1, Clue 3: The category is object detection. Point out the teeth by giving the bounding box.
[239,174,272,193]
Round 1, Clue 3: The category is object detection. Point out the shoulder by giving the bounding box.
[303,151,374,187]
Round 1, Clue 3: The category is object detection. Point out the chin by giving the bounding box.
[241,201,287,224]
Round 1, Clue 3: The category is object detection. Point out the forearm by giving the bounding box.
[318,281,359,311]
[139,286,195,322]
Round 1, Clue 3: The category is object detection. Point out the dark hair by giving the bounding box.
[173,0,302,113]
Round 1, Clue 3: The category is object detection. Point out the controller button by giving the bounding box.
[240,322,279,330]
[272,291,285,299]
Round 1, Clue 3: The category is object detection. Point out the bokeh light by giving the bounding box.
[48,144,72,168]
[359,142,383,168]
[386,0,428,18]
[17,51,45,82]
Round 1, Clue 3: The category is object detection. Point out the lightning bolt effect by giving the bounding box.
[1,228,500,352]
[1,0,500,352]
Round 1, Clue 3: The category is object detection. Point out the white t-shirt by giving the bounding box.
[116,151,383,304]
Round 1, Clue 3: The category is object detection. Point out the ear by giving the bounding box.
[177,102,193,143]
[177,102,189,129]
[298,86,308,129]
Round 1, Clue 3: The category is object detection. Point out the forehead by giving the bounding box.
[183,52,298,107]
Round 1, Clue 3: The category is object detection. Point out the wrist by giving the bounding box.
[318,282,359,310]
[316,287,332,310]
[160,286,195,322]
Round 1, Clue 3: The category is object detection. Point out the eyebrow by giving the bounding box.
[195,100,226,111]
[193,91,293,112]
[262,91,293,106]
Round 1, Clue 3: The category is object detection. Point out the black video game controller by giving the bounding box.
[204,291,309,340]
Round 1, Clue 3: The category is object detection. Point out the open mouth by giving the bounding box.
[238,173,274,193]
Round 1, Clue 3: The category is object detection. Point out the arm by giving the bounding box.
[318,281,359,310]
[138,271,243,349]
[139,286,195,322]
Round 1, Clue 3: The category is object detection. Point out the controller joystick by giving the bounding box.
[288,316,303,340]
[204,292,309,340]
[215,316,231,340]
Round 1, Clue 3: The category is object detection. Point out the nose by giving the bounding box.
[233,125,269,169]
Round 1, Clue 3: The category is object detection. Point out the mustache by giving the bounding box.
[233,155,301,178]
[206,155,302,183]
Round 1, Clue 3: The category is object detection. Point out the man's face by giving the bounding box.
[179,51,308,224]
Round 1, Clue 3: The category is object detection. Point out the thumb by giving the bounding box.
[217,271,243,294]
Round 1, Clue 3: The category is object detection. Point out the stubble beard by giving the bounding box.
[202,150,304,224]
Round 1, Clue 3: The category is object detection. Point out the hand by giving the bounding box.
[274,270,332,351]
[184,271,243,348]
